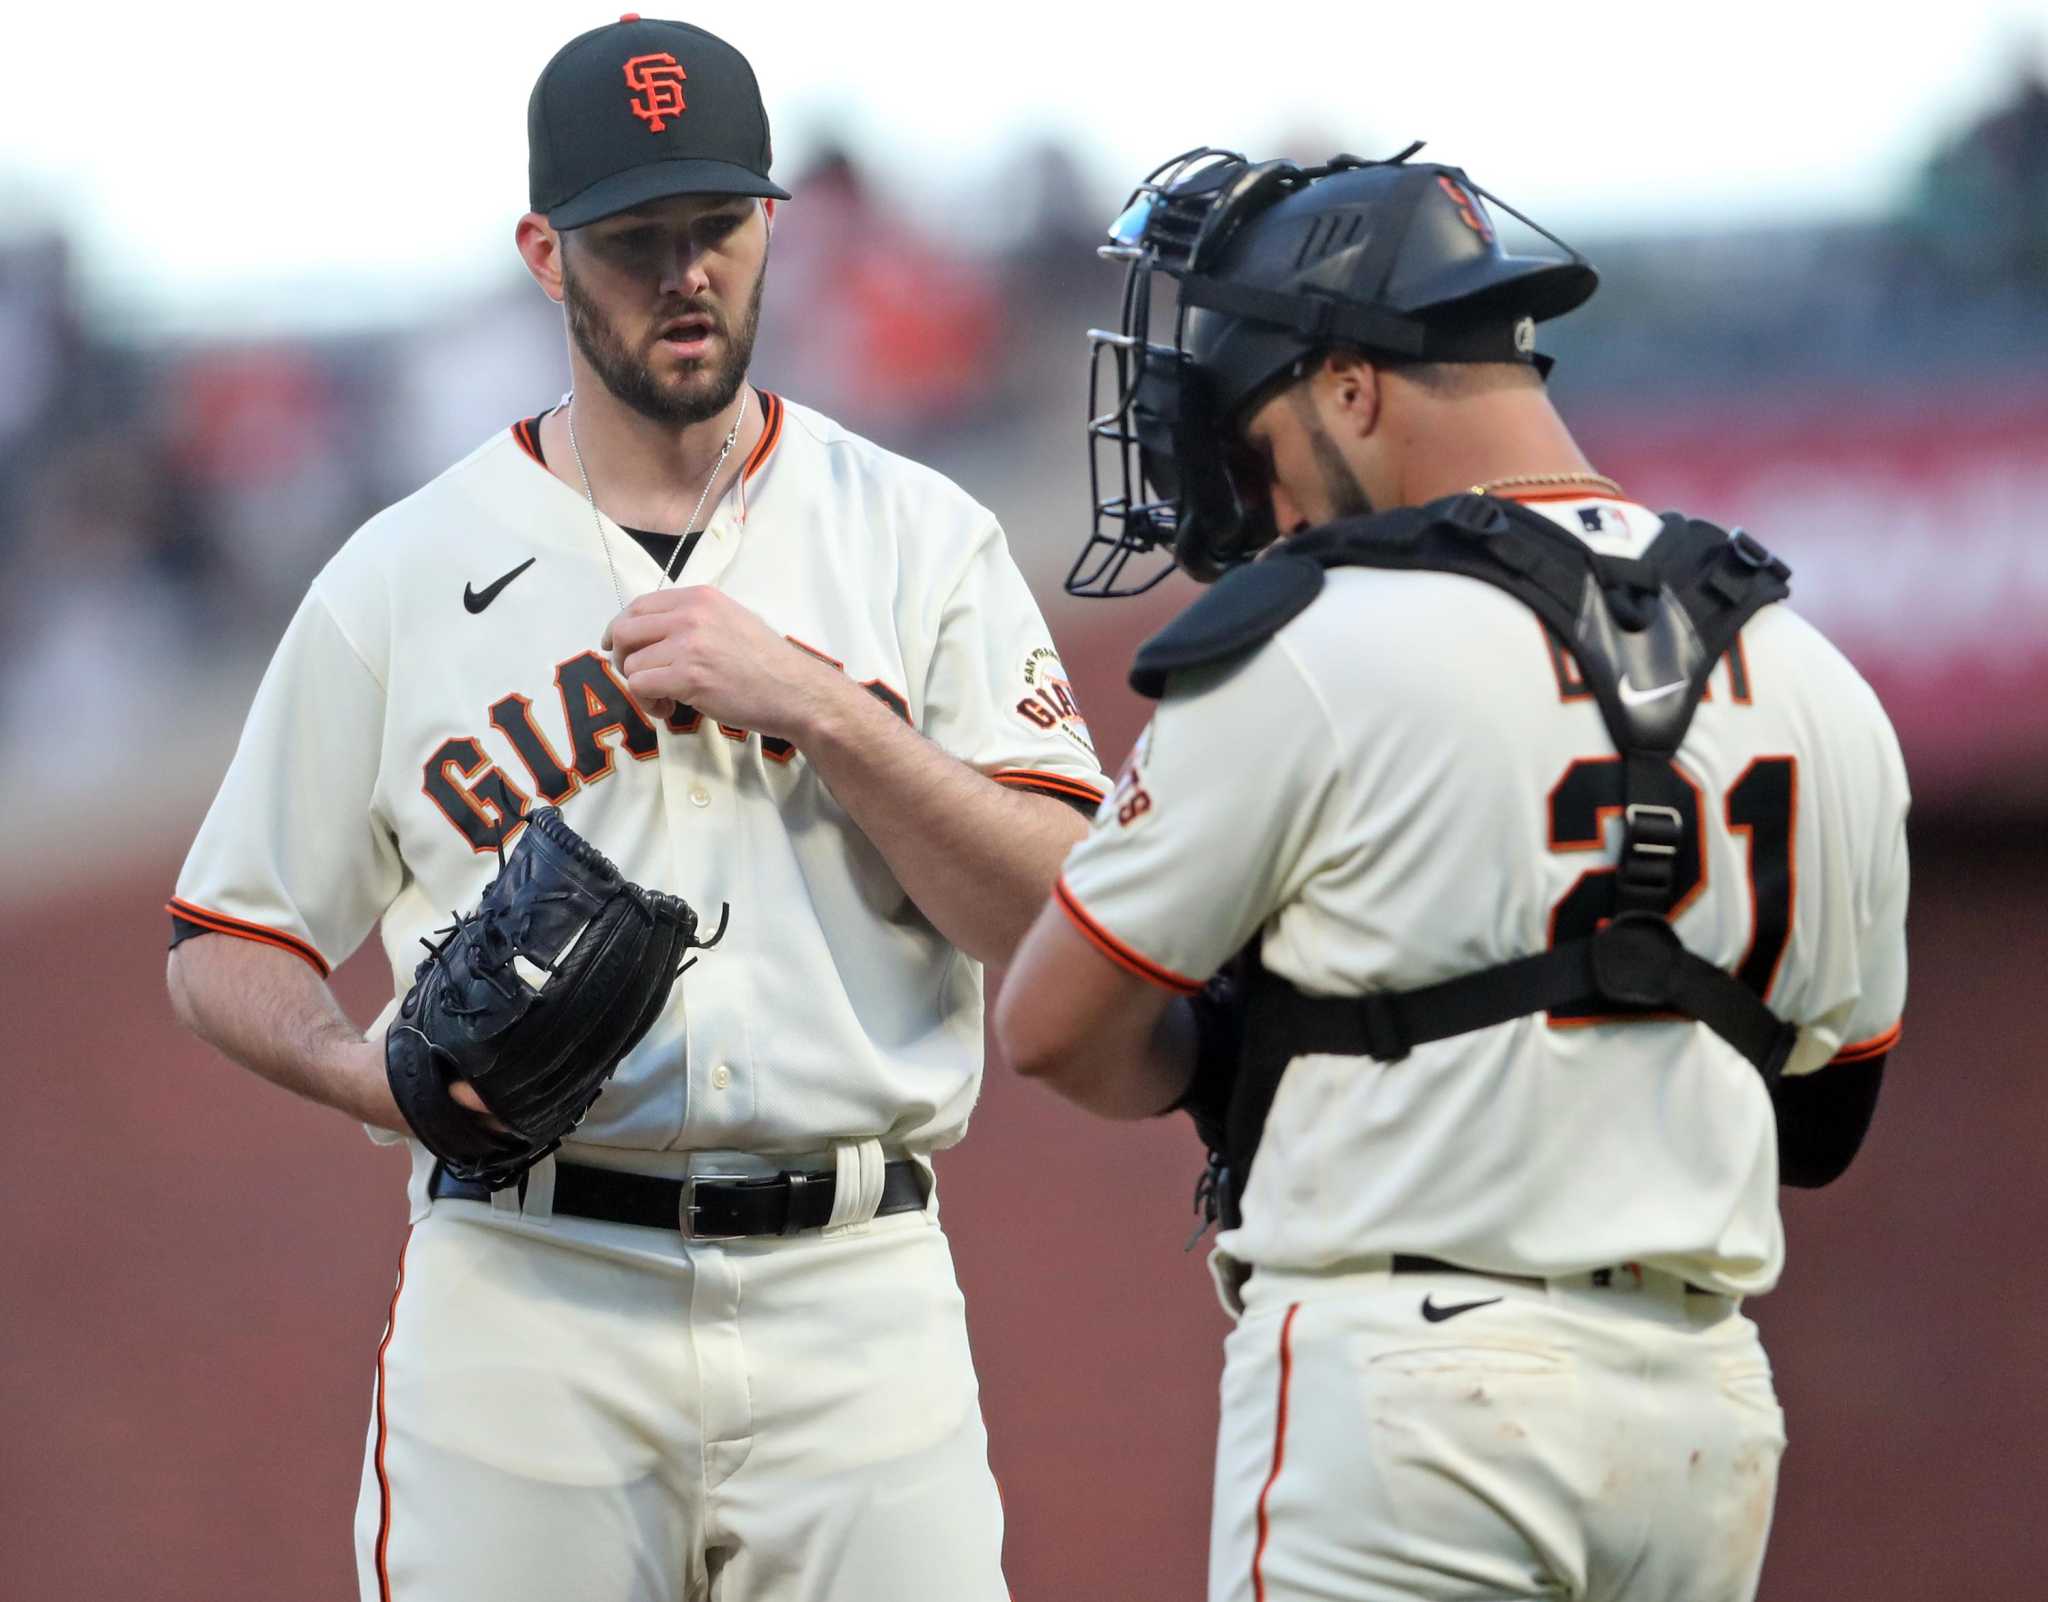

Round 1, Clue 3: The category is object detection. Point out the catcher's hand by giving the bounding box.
[384,806,727,1189]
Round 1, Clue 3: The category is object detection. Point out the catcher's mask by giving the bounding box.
[1072,143,1599,597]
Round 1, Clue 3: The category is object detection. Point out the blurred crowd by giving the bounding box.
[1,69,2045,791]
[0,137,1110,770]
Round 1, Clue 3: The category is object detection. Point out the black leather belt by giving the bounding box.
[1391,1254,1717,1296]
[430,1158,927,1238]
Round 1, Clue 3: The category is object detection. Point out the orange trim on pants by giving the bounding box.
[1251,1302,1301,1601]
[373,1230,413,1602]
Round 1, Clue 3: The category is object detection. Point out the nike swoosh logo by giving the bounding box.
[464,558,537,614]
[1420,1294,1504,1323]
[1616,677,1686,708]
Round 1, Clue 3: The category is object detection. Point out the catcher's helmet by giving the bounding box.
[1072,144,1599,597]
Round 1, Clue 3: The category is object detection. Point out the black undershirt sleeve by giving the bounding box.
[1773,1056,1887,1188]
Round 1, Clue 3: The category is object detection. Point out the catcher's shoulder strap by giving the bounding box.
[1128,550,1327,699]
[1179,493,1800,1221]
[1132,491,1792,739]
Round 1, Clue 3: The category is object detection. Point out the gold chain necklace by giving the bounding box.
[567,388,748,611]
[1470,470,1625,498]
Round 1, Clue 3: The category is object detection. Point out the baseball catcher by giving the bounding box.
[997,141,1909,1602]
[385,805,727,1189]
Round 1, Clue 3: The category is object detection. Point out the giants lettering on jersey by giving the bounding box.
[424,642,910,851]
[1014,646,1095,760]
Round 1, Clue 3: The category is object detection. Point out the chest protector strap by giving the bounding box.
[1131,492,1797,1227]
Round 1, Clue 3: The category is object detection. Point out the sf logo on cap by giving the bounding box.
[624,52,687,131]
[1437,176,1496,243]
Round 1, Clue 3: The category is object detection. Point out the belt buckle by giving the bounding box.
[680,1171,753,1240]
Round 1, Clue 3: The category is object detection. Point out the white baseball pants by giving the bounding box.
[1211,1261,1786,1602]
[353,1178,1007,1602]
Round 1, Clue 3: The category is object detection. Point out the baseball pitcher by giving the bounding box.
[165,18,1105,1601]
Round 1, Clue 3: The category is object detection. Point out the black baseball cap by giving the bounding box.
[528,15,791,229]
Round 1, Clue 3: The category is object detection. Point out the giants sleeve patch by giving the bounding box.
[1014,647,1096,760]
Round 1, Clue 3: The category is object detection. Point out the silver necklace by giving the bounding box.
[567,388,748,609]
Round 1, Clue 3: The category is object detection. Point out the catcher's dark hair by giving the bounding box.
[1236,352,1540,435]
[1378,359,1544,397]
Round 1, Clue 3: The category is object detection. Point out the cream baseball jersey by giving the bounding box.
[1058,495,1908,1296]
[172,391,1108,1165]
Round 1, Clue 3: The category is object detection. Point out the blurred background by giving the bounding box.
[3,2,2044,1597]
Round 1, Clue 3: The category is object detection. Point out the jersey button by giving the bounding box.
[711,1065,732,1089]
[689,785,711,808]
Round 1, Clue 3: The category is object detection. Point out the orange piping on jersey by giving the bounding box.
[509,401,774,499]
[1251,1301,1301,1602]
[1053,877,1203,996]
[1831,1021,1901,1064]
[994,769,1106,806]
[372,1228,413,1602]
[1497,489,1628,504]
[509,416,545,466]
[166,898,330,979]
[742,390,783,482]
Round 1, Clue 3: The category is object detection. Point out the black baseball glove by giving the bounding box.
[1172,969,1245,1245]
[385,805,727,1189]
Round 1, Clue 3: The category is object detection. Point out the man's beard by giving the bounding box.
[1294,393,1373,522]
[564,258,766,428]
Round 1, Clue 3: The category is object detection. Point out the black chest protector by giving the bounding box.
[1130,492,1796,1228]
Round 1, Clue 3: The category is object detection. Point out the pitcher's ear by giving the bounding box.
[515,213,566,304]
